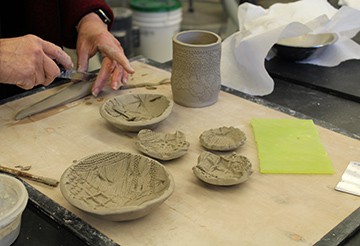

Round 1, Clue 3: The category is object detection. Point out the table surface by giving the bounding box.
[1,57,359,246]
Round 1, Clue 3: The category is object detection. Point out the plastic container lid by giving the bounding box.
[0,174,28,229]
[130,0,182,12]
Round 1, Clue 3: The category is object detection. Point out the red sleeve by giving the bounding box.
[59,0,114,48]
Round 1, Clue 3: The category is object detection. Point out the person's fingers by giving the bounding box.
[15,75,36,90]
[16,56,59,88]
[110,66,121,90]
[76,47,90,72]
[110,63,127,90]
[42,56,60,86]
[91,58,114,97]
[98,45,135,74]
[41,40,73,70]
[122,69,129,85]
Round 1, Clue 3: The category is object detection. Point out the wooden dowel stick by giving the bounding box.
[0,165,59,187]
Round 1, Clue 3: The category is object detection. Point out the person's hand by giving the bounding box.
[76,12,135,97]
[0,35,73,89]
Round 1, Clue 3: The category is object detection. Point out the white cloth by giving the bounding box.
[339,0,360,9]
[221,0,360,96]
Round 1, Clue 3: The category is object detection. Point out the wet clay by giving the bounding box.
[171,30,222,108]
[100,94,173,132]
[199,126,246,151]
[60,152,174,221]
[136,129,190,161]
[193,151,253,186]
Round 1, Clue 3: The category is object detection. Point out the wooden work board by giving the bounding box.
[0,60,359,245]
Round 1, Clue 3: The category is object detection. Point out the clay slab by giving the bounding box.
[193,151,253,186]
[199,126,246,151]
[100,93,173,132]
[60,152,175,221]
[136,129,190,161]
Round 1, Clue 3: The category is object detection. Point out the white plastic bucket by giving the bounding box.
[130,0,182,63]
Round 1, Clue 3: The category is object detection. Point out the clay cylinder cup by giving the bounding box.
[171,30,222,107]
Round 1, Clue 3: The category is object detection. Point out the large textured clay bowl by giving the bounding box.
[193,151,253,186]
[100,93,173,132]
[199,126,246,151]
[136,129,190,161]
[60,152,175,221]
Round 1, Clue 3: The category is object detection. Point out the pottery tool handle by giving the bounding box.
[0,165,59,187]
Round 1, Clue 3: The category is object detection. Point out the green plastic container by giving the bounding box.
[130,0,182,13]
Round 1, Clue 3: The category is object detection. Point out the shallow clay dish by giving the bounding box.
[60,152,174,221]
[193,151,252,186]
[199,126,246,151]
[136,129,190,161]
[100,93,173,132]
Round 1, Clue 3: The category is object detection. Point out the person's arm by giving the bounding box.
[76,13,134,96]
[0,35,73,89]
[59,0,115,49]
[60,0,134,96]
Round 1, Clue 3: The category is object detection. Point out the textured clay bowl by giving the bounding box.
[100,93,174,132]
[272,33,338,61]
[0,174,28,246]
[199,126,246,151]
[136,129,190,161]
[193,151,253,186]
[60,152,175,221]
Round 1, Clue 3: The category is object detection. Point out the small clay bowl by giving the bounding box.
[100,93,173,132]
[193,151,253,186]
[136,129,190,161]
[60,152,175,221]
[199,126,246,151]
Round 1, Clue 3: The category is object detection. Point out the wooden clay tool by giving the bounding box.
[0,165,59,187]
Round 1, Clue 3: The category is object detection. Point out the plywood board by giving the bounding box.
[0,61,359,245]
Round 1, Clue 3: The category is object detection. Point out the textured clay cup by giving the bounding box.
[171,30,222,108]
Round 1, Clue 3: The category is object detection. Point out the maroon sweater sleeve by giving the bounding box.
[2,0,113,49]
[59,0,114,49]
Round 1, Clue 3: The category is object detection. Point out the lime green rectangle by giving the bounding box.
[251,118,334,174]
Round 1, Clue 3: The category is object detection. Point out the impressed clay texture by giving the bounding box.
[100,94,173,132]
[171,30,222,108]
[60,152,174,221]
[199,126,246,151]
[136,129,190,161]
[193,151,253,186]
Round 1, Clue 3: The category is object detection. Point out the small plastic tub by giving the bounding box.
[0,174,28,246]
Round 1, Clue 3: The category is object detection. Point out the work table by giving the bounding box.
[1,56,359,245]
